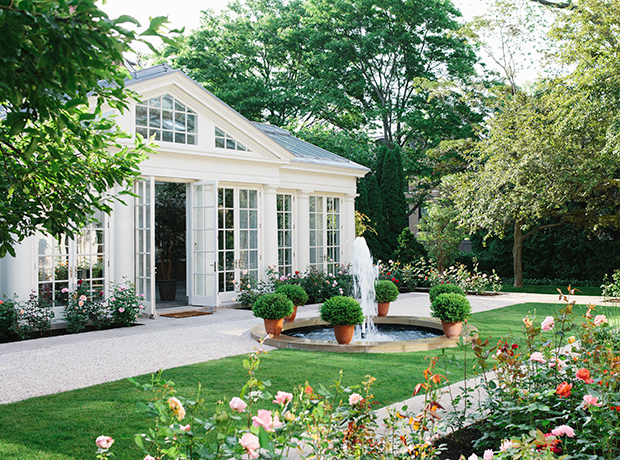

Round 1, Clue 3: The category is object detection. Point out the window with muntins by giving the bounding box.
[135,94,197,145]
[277,194,293,276]
[215,127,249,151]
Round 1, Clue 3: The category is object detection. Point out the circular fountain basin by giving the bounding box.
[250,316,477,353]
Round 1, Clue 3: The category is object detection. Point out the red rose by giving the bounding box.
[576,368,594,384]
[556,381,572,398]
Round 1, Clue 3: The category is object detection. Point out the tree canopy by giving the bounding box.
[448,0,620,286]
[0,0,176,257]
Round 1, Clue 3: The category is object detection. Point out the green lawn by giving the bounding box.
[500,284,602,296]
[0,302,597,460]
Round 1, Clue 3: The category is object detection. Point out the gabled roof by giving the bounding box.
[126,64,369,173]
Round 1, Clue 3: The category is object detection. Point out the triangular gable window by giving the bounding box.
[136,94,197,145]
[215,127,249,151]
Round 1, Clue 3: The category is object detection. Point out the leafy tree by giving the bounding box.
[394,228,427,264]
[0,0,176,257]
[448,0,620,287]
[417,199,466,273]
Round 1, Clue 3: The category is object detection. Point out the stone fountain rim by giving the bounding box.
[250,316,477,353]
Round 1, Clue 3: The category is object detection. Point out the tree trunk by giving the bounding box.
[513,220,525,288]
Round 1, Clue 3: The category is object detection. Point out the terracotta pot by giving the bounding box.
[284,306,298,322]
[377,302,390,317]
[263,318,284,337]
[442,321,463,338]
[333,324,355,344]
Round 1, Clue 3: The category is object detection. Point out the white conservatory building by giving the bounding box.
[0,65,368,318]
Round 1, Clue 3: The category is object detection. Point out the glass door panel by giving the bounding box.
[218,188,235,293]
[191,182,217,306]
[135,177,155,315]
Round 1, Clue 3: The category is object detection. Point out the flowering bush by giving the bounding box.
[108,279,144,327]
[0,295,18,340]
[64,281,108,333]
[268,265,354,304]
[15,290,54,338]
[98,343,449,460]
[235,272,273,309]
[430,263,502,295]
[602,269,620,300]
[468,292,620,458]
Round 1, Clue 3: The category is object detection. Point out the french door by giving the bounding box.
[217,187,260,302]
[135,177,156,316]
[309,196,341,275]
[190,182,217,306]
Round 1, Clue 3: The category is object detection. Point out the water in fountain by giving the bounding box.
[351,237,379,338]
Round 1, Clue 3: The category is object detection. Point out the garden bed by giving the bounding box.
[0,322,142,344]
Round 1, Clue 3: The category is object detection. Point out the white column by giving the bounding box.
[343,194,357,266]
[296,191,311,271]
[262,186,278,275]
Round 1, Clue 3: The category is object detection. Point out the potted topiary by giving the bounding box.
[319,296,364,344]
[252,293,294,337]
[275,284,309,322]
[429,284,465,303]
[430,292,471,338]
[374,280,399,317]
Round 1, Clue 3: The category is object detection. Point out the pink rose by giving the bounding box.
[79,295,87,301]
[61,287,69,294]
[229,397,247,413]
[273,391,293,405]
[551,425,575,437]
[240,432,260,459]
[252,409,282,432]
[541,316,555,332]
[594,315,607,326]
[349,393,363,405]
[530,352,546,364]
[583,395,601,408]
[181,424,191,432]
[95,435,114,449]
[468,454,478,460]
[144,456,156,460]
[483,450,494,460]
[500,440,513,452]
[118,307,125,313]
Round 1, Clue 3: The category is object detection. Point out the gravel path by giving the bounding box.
[0,291,607,405]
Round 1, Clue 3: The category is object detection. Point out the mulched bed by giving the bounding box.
[0,322,142,344]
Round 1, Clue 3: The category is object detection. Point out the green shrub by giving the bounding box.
[252,293,294,320]
[374,280,399,303]
[0,295,18,339]
[429,283,465,303]
[430,293,471,323]
[275,284,308,307]
[109,280,142,327]
[319,296,364,326]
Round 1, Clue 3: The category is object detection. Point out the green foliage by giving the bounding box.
[295,268,353,304]
[319,296,364,326]
[109,280,144,327]
[602,269,620,300]
[374,280,399,303]
[64,281,109,333]
[393,228,428,264]
[0,295,18,340]
[417,199,467,273]
[430,293,471,323]
[470,227,620,282]
[428,284,465,304]
[275,284,308,307]
[0,0,176,257]
[377,146,409,256]
[356,174,389,261]
[252,293,294,320]
[15,292,54,338]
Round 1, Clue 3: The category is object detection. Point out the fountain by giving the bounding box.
[351,237,379,338]
[249,237,475,353]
